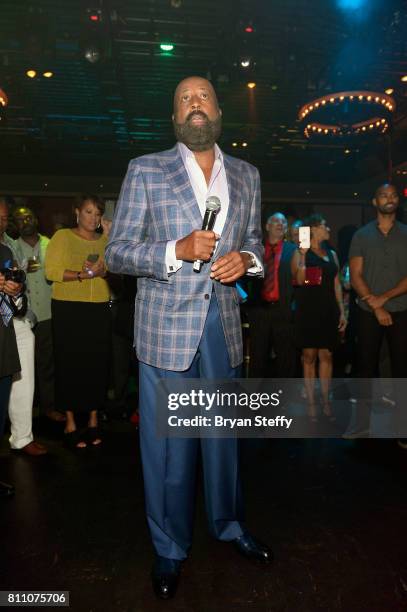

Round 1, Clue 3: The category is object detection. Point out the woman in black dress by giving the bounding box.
[291,214,347,421]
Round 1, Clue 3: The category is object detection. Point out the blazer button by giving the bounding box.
[204,294,210,300]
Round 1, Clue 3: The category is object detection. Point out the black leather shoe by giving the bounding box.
[233,532,273,564]
[0,480,15,499]
[151,556,181,600]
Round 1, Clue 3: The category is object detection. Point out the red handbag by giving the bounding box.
[304,266,322,286]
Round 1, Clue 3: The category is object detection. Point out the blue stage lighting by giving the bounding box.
[337,0,367,9]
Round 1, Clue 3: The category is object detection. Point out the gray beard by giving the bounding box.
[173,114,222,152]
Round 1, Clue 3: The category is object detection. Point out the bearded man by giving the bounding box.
[106,76,271,599]
[349,183,407,444]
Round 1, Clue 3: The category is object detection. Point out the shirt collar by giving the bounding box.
[177,141,223,165]
[17,235,41,247]
[375,219,399,236]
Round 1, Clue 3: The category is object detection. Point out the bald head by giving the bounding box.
[374,183,397,199]
[13,206,38,237]
[172,76,222,152]
[373,183,399,216]
[173,76,219,114]
[266,212,287,244]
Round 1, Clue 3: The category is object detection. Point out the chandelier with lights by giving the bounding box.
[298,91,396,138]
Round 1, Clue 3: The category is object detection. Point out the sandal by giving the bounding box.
[322,402,336,422]
[306,404,319,423]
[64,430,87,450]
[87,426,102,446]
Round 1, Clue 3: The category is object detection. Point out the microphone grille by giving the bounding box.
[205,196,221,212]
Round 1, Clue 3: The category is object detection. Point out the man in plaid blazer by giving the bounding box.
[106,76,271,599]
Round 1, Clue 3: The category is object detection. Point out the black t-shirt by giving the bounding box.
[349,221,407,312]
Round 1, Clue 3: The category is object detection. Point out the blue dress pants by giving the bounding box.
[139,294,244,560]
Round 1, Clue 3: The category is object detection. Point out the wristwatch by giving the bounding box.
[246,253,257,269]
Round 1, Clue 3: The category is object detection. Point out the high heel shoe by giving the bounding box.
[87,426,102,446]
[307,404,319,423]
[321,402,336,422]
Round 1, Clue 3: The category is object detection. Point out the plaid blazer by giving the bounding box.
[105,144,263,371]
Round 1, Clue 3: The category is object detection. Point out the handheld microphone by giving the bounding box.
[193,196,221,272]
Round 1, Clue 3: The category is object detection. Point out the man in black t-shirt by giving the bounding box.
[349,183,407,443]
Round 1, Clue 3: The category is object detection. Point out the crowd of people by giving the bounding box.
[0,194,137,478]
[0,183,406,471]
[245,183,407,438]
[1,76,406,601]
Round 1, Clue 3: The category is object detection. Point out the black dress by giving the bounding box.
[294,249,340,350]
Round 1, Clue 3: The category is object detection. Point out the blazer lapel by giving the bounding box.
[159,145,203,229]
[217,154,243,254]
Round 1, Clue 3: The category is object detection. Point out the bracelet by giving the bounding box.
[77,271,82,282]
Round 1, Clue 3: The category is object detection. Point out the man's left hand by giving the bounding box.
[362,294,387,310]
[210,252,250,283]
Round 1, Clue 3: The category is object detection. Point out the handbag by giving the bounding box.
[304,266,322,286]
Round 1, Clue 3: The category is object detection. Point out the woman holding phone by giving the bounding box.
[291,214,347,422]
[45,195,110,448]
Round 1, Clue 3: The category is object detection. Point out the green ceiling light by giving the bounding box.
[160,43,174,52]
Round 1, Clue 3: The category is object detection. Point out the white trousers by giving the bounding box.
[8,318,35,449]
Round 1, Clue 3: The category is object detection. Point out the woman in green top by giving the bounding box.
[45,195,111,449]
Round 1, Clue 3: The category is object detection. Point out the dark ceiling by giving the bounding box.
[1,0,406,184]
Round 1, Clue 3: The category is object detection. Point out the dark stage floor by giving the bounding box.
[1,417,407,612]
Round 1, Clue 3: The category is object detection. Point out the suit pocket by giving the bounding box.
[136,287,175,308]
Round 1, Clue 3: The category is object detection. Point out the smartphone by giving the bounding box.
[299,226,311,249]
[87,254,99,263]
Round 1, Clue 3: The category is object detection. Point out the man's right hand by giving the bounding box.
[374,307,393,326]
[175,230,218,262]
[0,274,23,297]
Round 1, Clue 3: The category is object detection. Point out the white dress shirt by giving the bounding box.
[165,142,261,274]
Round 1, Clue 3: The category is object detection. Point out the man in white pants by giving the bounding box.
[0,196,47,456]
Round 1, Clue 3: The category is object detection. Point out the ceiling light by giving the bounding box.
[232,142,238,147]
[344,149,351,154]
[247,82,256,89]
[43,71,53,78]
[242,142,248,147]
[0,88,8,107]
[87,9,102,22]
[26,70,37,78]
[160,43,174,51]
[385,88,394,95]
[84,46,101,63]
[240,59,251,68]
[401,76,407,82]
[299,90,395,139]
